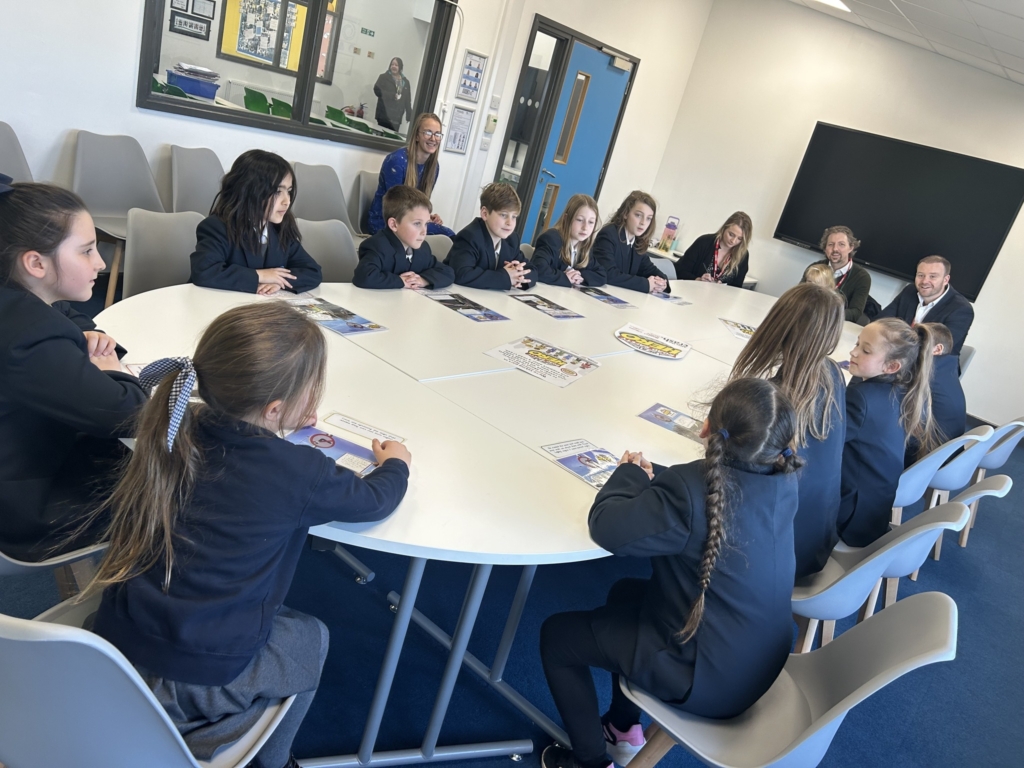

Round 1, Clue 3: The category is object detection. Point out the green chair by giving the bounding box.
[270,98,292,118]
[310,117,327,126]
[151,78,168,94]
[243,87,271,114]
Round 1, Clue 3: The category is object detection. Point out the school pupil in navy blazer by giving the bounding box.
[838,320,940,547]
[593,190,670,293]
[446,182,536,290]
[538,380,801,768]
[0,181,146,561]
[354,186,454,290]
[905,323,966,466]
[189,150,322,295]
[530,194,606,287]
[729,284,848,578]
[877,255,974,356]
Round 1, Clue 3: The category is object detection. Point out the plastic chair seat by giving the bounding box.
[424,234,453,260]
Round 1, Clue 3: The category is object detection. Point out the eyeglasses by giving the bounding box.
[419,130,443,139]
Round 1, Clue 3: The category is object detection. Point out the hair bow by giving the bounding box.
[138,357,197,451]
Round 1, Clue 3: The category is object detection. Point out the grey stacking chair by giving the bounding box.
[72,131,165,307]
[123,209,203,299]
[0,121,33,182]
[296,218,359,283]
[922,425,993,561]
[960,419,1024,547]
[520,242,535,261]
[793,502,970,652]
[356,169,378,235]
[171,145,224,215]
[291,161,356,235]
[424,234,453,261]
[958,345,976,378]
[0,593,296,768]
[0,542,106,579]
[650,256,675,279]
[619,592,957,768]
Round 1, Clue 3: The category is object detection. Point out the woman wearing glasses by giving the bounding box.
[372,57,414,132]
[367,113,455,237]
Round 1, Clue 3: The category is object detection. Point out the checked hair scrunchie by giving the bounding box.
[138,357,197,451]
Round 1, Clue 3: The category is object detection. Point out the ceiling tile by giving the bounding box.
[852,0,903,10]
[967,0,1024,20]
[893,0,989,41]
[848,0,922,30]
[981,26,1024,57]
[915,22,1001,59]
[994,47,1024,72]
[809,2,870,23]
[1005,67,1024,85]
[899,0,976,22]
[964,1,1024,37]
[862,16,937,47]
[930,41,1010,73]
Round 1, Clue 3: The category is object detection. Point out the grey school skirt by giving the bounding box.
[138,606,329,761]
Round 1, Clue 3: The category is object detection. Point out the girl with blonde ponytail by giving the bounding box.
[538,379,802,768]
[88,302,412,768]
[838,318,939,547]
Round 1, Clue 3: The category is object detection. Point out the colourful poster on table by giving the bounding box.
[284,298,386,336]
[542,439,619,489]
[509,293,584,319]
[614,324,691,360]
[720,317,757,340]
[638,403,702,443]
[485,337,599,387]
[417,289,510,322]
[574,285,634,308]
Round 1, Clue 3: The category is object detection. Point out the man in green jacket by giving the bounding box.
[813,225,871,323]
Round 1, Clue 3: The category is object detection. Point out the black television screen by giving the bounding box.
[774,123,1024,301]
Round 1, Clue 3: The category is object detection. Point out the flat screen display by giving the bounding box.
[774,123,1024,301]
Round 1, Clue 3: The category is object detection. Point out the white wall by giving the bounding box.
[652,0,1024,425]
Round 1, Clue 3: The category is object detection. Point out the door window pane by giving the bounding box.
[553,72,589,165]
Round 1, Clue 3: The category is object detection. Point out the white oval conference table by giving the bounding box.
[95,280,862,768]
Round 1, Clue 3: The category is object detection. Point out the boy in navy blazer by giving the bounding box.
[446,182,535,290]
[354,186,454,290]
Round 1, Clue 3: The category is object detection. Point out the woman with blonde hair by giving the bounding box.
[367,113,454,236]
[730,283,847,577]
[675,212,753,288]
[801,262,837,290]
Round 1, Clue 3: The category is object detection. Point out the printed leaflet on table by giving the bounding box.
[286,426,378,477]
[542,439,619,489]
[638,403,702,443]
[614,324,691,360]
[417,289,510,322]
[284,298,386,336]
[651,292,692,307]
[573,285,634,308]
[485,337,600,387]
[508,293,584,319]
[720,317,757,340]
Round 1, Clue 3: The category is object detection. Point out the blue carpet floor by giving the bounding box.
[5,443,1020,767]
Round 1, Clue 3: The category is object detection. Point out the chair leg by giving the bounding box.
[796,617,819,654]
[884,577,899,607]
[909,568,919,581]
[891,506,903,526]
[104,239,124,308]
[858,579,882,622]
[629,724,676,768]
[54,565,79,601]
[932,531,944,561]
[960,507,977,547]
[820,620,836,646]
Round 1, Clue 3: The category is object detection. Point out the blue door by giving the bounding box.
[521,41,632,244]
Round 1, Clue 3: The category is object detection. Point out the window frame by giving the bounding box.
[137,0,458,152]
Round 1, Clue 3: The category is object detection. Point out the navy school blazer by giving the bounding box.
[94,412,409,686]
[189,215,323,294]
[592,224,670,293]
[588,459,797,718]
[529,228,606,287]
[877,284,975,356]
[445,217,536,290]
[837,377,907,547]
[354,228,454,290]
[930,354,966,443]
[0,287,146,560]
[792,362,847,578]
[674,233,749,289]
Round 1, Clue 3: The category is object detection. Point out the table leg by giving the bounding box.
[490,564,536,683]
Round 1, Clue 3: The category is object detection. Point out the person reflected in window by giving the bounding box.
[373,57,413,132]
[367,113,455,237]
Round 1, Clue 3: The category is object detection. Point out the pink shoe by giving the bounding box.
[603,722,645,766]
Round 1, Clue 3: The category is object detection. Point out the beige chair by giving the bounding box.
[291,162,357,235]
[519,243,535,261]
[0,121,33,182]
[72,131,165,307]
[424,234,453,261]
[297,218,359,283]
[171,145,224,215]
[123,210,203,299]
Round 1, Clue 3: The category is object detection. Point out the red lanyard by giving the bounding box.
[835,266,850,289]
[711,240,724,281]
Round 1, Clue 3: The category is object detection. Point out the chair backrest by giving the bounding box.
[291,162,355,231]
[979,420,1024,471]
[424,234,453,260]
[520,242,535,261]
[650,256,675,278]
[123,210,203,298]
[958,344,976,378]
[0,542,108,578]
[357,169,378,234]
[950,475,1012,508]
[0,121,33,182]
[893,426,987,508]
[793,502,970,619]
[72,131,165,219]
[171,145,224,215]
[0,613,200,767]
[296,218,359,283]
[929,425,995,492]
[243,87,271,114]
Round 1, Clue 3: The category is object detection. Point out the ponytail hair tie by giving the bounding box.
[0,173,14,196]
[717,428,729,440]
[781,447,794,458]
[138,357,197,451]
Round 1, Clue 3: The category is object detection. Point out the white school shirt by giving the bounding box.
[914,285,949,325]
[833,261,852,280]
[405,246,414,263]
[569,244,578,268]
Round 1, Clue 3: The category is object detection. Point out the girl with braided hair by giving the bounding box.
[539,378,803,768]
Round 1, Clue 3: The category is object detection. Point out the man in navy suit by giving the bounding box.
[877,255,974,356]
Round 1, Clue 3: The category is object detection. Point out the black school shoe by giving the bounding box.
[245,755,301,768]
[541,744,613,768]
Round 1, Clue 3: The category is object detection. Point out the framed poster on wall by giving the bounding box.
[457,49,487,103]
[445,106,475,154]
